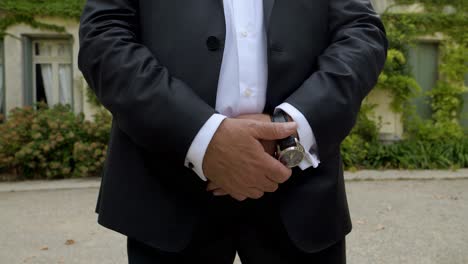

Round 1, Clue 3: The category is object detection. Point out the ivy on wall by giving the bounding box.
[0,0,84,37]
[0,14,66,37]
[0,0,84,18]
[394,0,467,13]
[342,0,468,170]
[372,0,468,141]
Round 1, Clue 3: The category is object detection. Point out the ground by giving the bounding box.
[0,173,467,264]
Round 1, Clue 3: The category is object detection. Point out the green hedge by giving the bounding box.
[0,103,110,180]
[341,136,468,171]
[1,104,467,181]
[0,0,85,19]
[341,103,468,171]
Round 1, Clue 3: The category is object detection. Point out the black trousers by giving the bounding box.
[127,193,346,264]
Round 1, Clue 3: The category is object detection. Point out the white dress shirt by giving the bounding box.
[185,0,320,180]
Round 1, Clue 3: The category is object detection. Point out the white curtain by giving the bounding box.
[0,64,4,114]
[58,64,72,105]
[40,64,54,104]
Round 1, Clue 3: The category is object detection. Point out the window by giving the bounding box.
[30,39,73,107]
[0,40,4,116]
[408,42,439,120]
[461,74,468,131]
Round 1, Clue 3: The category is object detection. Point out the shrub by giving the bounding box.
[341,102,468,170]
[0,103,111,180]
[1,103,467,181]
[341,134,371,171]
[341,138,468,170]
[366,139,468,170]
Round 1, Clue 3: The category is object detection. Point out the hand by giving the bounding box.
[207,114,276,198]
[207,181,228,196]
[208,113,300,198]
[236,114,276,156]
[203,118,296,201]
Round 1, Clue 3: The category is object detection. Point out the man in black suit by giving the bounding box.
[78,0,387,263]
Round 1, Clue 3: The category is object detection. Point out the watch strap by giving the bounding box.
[271,111,288,123]
[271,110,297,151]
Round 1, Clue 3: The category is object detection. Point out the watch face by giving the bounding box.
[279,148,305,168]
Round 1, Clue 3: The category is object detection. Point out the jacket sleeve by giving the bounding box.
[77,0,215,164]
[283,0,388,160]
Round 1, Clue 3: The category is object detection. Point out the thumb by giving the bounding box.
[250,121,297,140]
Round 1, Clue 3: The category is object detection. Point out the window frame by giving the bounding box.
[0,39,4,117]
[407,39,441,120]
[461,73,468,132]
[22,35,74,109]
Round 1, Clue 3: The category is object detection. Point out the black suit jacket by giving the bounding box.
[78,0,387,254]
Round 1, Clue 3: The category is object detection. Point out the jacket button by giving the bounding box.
[206,36,221,51]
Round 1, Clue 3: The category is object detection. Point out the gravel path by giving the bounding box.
[0,178,467,264]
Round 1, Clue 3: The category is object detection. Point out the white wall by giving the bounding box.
[3,16,95,119]
[365,89,404,140]
[371,0,393,14]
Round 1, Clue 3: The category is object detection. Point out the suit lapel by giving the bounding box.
[263,0,275,31]
[263,0,276,113]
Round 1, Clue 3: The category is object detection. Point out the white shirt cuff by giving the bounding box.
[185,114,227,181]
[275,103,320,170]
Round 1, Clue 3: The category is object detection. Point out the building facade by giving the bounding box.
[0,0,466,140]
[0,15,93,119]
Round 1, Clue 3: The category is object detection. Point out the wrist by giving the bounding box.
[202,117,230,177]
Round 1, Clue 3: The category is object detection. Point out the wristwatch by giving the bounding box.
[271,110,306,168]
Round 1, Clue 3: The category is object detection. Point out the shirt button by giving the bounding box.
[240,31,248,38]
[243,88,253,97]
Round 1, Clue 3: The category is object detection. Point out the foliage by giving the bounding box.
[430,44,468,131]
[394,0,468,13]
[0,103,110,180]
[341,135,371,171]
[375,49,421,113]
[404,44,467,141]
[73,109,111,177]
[342,138,468,170]
[0,0,85,37]
[0,0,85,19]
[0,14,65,38]
[351,103,381,143]
[86,85,102,108]
[343,0,468,169]
[382,13,468,45]
[382,2,467,107]
[341,104,380,171]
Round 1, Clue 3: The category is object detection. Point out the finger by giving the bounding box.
[213,189,229,196]
[262,153,293,184]
[260,140,277,156]
[263,183,279,193]
[252,176,278,193]
[249,121,297,141]
[230,193,248,201]
[206,182,219,191]
[236,114,257,120]
[245,188,265,200]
